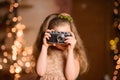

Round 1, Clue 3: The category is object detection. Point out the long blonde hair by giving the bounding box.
[33,13,88,74]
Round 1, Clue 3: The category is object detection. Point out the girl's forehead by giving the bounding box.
[53,23,71,32]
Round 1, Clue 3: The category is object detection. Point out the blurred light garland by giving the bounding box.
[109,0,120,80]
[0,0,35,80]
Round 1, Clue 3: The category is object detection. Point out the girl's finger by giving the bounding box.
[45,35,50,40]
[64,39,72,44]
[50,29,55,31]
[65,36,72,40]
[45,32,51,37]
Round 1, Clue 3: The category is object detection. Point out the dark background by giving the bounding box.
[71,0,114,80]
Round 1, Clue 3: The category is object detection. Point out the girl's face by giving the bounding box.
[52,23,71,50]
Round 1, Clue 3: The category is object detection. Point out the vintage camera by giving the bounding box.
[47,31,71,44]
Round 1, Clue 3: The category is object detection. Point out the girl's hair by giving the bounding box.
[33,13,88,74]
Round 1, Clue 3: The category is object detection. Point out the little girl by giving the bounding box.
[33,13,88,80]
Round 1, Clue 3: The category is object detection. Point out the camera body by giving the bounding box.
[47,31,71,44]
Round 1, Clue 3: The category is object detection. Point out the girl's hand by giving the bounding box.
[43,29,53,47]
[64,32,76,50]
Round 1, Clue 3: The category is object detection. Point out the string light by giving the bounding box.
[0,0,35,80]
[110,38,120,79]
[109,0,120,80]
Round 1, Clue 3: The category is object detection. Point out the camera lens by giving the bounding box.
[57,34,65,43]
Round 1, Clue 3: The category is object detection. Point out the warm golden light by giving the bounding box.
[113,70,118,75]
[0,1,36,80]
[7,32,12,38]
[17,30,23,37]
[3,58,8,63]
[17,60,24,67]
[1,45,6,50]
[117,58,120,64]
[22,51,27,56]
[113,8,118,15]
[21,24,26,30]
[15,73,21,79]
[9,5,14,12]
[18,16,22,21]
[14,40,22,48]
[9,65,15,74]
[21,57,27,62]
[110,40,115,45]
[12,55,17,61]
[0,64,3,70]
[14,3,19,8]
[13,17,18,22]
[12,28,17,33]
[25,46,33,55]
[114,1,119,7]
[14,63,18,67]
[111,45,117,50]
[3,51,8,57]
[113,75,117,80]
[114,55,119,60]
[15,23,22,30]
[25,62,31,68]
[118,24,120,30]
[15,66,22,73]
[115,65,120,69]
